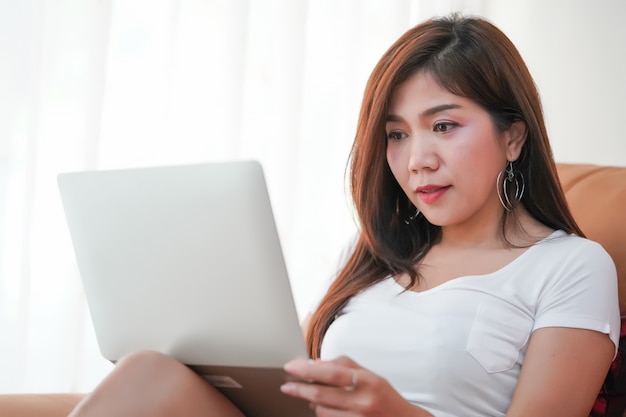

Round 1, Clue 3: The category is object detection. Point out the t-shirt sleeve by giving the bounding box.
[533,239,620,353]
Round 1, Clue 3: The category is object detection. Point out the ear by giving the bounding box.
[503,120,527,161]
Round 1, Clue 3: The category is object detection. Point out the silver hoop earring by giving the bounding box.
[496,161,525,211]
[404,207,421,224]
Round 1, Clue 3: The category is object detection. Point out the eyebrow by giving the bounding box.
[386,103,463,122]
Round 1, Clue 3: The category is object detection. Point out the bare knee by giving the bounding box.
[114,350,189,380]
[113,350,212,400]
[70,351,244,417]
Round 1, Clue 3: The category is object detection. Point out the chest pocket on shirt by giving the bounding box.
[466,301,533,373]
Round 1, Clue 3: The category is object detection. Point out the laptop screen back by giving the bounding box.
[57,161,308,368]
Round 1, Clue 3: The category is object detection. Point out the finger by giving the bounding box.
[312,403,361,417]
[326,355,361,369]
[284,359,357,389]
[280,380,356,411]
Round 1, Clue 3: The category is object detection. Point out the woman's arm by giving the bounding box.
[506,327,614,417]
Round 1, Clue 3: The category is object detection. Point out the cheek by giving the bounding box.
[387,148,402,185]
[386,145,404,183]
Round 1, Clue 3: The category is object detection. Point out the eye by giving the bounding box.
[386,130,407,141]
[433,122,458,133]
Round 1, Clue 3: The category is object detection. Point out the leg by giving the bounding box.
[68,351,244,417]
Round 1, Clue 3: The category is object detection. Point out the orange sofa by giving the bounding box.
[0,162,624,417]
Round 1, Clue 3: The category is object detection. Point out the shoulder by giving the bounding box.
[530,231,618,302]
[515,230,618,298]
[537,230,615,267]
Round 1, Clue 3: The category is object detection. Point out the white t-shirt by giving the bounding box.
[318,231,620,417]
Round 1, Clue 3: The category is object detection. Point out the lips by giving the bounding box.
[415,185,450,204]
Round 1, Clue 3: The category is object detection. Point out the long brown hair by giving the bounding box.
[306,14,583,358]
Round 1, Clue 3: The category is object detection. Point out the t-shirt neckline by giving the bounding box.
[389,229,567,295]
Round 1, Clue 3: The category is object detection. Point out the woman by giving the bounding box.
[69,13,619,417]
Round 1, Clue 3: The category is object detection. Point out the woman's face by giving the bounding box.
[385,71,524,233]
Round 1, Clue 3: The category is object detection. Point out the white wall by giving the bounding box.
[483,0,626,166]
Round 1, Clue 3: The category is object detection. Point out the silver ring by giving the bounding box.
[344,369,358,391]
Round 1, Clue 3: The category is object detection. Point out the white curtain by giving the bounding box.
[0,0,486,393]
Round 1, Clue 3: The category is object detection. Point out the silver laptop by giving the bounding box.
[57,160,314,417]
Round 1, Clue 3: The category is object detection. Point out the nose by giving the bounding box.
[407,135,439,173]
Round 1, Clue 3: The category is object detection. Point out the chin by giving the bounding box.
[420,212,463,228]
[420,213,446,227]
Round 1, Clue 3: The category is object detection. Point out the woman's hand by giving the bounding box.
[281,356,432,417]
